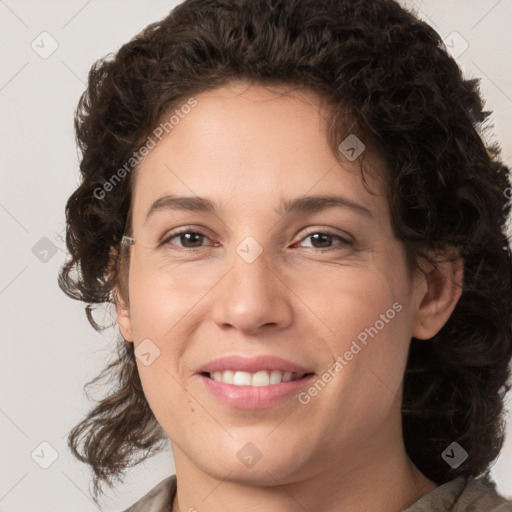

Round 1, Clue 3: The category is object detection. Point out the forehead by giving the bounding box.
[130,82,388,224]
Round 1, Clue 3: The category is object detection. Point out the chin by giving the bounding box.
[198,437,308,485]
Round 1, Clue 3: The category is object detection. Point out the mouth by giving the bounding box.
[200,369,314,386]
[197,355,316,408]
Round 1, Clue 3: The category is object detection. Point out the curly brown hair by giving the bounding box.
[58,0,512,502]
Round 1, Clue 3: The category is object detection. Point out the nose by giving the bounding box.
[211,247,294,335]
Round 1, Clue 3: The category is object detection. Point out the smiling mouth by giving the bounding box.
[201,369,314,386]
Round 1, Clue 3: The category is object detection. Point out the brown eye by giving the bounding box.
[162,230,211,249]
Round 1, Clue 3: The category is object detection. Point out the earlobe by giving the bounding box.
[411,255,464,340]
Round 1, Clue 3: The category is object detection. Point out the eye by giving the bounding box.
[295,230,352,251]
[160,228,352,252]
[161,229,217,250]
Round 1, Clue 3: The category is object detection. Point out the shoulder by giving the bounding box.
[120,474,512,512]
[455,477,512,511]
[121,475,177,512]
[404,475,512,512]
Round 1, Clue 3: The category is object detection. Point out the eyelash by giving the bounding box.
[160,227,352,253]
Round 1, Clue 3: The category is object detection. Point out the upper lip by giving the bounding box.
[198,355,313,375]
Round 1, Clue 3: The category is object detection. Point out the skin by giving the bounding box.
[115,81,463,512]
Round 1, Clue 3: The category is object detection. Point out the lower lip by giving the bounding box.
[198,373,316,409]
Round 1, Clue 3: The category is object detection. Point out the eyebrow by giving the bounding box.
[144,193,373,223]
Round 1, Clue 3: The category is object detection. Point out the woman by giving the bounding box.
[59,0,512,510]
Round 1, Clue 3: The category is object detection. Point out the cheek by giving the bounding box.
[313,267,404,342]
[310,258,411,391]
[127,256,221,335]
[126,268,193,401]
[127,265,180,337]
[135,361,191,439]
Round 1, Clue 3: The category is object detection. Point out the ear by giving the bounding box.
[114,287,134,342]
[109,245,134,343]
[411,254,464,340]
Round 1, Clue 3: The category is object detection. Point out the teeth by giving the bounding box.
[233,371,252,386]
[208,370,305,386]
[269,370,282,385]
[282,372,293,382]
[251,370,270,386]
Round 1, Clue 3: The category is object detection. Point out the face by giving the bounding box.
[116,81,436,485]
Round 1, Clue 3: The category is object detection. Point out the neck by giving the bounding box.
[170,433,436,512]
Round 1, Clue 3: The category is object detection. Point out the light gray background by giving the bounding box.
[1,1,511,510]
